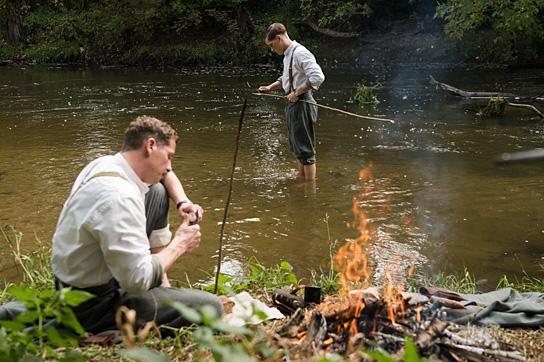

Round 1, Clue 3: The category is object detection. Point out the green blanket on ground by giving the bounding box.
[419,287,544,328]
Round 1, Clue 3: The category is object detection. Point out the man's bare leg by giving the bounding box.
[297,159,316,180]
[304,163,316,180]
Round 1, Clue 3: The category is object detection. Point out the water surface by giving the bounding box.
[1,65,544,291]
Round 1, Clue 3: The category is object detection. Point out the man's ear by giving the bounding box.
[145,138,157,156]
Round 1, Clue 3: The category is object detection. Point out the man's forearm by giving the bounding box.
[163,171,188,205]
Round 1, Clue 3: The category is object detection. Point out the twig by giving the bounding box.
[214,99,247,294]
[504,98,544,118]
[252,93,394,123]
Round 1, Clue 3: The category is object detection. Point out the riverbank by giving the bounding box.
[2,228,544,361]
[2,18,542,70]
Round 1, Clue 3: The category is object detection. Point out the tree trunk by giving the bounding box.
[236,4,253,40]
[7,15,26,46]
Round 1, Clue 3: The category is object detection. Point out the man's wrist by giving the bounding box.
[176,199,192,209]
[294,90,300,97]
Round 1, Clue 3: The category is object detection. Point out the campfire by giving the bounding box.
[272,163,525,361]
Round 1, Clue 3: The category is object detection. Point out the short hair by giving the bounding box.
[265,23,287,42]
[122,116,178,151]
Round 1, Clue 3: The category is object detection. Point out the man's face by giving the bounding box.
[266,35,284,55]
[148,138,176,184]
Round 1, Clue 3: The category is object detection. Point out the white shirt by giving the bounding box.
[280,40,325,94]
[51,153,161,294]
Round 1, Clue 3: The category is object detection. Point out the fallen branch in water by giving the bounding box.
[429,75,521,99]
[430,75,543,118]
[252,92,395,123]
[504,98,544,118]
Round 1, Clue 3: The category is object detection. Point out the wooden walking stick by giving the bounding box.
[252,92,394,123]
[214,99,247,294]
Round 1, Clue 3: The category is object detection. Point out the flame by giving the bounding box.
[330,162,415,326]
[383,268,405,325]
[332,163,376,294]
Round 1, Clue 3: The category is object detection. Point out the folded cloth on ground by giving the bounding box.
[413,287,544,328]
[223,292,285,327]
[443,287,544,328]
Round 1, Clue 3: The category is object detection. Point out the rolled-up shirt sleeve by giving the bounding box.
[299,50,325,91]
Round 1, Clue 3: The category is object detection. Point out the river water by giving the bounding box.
[1,65,544,292]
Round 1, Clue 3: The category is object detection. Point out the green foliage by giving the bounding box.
[0,227,93,360]
[298,0,373,33]
[294,0,419,34]
[0,284,93,361]
[435,0,544,62]
[201,259,298,295]
[309,214,342,296]
[4,226,544,360]
[204,253,342,299]
[496,262,544,293]
[240,258,299,292]
[1,227,54,292]
[477,97,505,117]
[20,7,86,62]
[2,0,543,65]
[415,265,478,294]
[354,83,380,105]
[168,302,283,361]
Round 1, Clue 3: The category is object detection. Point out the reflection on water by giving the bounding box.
[1,65,544,291]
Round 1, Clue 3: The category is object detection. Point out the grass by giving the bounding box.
[1,224,544,361]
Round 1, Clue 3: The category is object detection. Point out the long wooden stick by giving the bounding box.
[214,99,247,294]
[252,92,394,123]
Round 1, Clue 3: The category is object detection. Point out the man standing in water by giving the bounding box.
[51,116,223,335]
[258,22,325,180]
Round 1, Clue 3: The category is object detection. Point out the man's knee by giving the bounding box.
[299,156,316,166]
[145,183,170,238]
[146,183,169,210]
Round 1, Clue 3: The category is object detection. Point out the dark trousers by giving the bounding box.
[58,278,223,335]
[145,181,170,238]
[284,91,318,165]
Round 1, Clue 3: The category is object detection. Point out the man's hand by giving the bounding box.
[178,203,204,224]
[286,91,299,103]
[172,216,201,254]
[158,217,201,272]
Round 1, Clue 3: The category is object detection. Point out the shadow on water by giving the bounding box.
[1,65,544,291]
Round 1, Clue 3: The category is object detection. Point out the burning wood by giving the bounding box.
[276,288,525,361]
[270,163,526,360]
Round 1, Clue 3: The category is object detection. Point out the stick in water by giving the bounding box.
[252,92,394,123]
[214,99,247,294]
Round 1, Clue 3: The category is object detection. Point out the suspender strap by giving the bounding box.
[72,171,126,197]
[88,171,125,180]
[289,44,300,93]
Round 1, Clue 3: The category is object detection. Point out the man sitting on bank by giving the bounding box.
[51,116,223,335]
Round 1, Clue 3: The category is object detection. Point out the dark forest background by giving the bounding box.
[1,0,543,67]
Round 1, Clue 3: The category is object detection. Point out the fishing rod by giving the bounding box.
[214,99,247,294]
[252,92,395,123]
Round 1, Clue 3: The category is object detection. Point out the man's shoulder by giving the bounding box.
[76,155,133,192]
[85,155,127,176]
